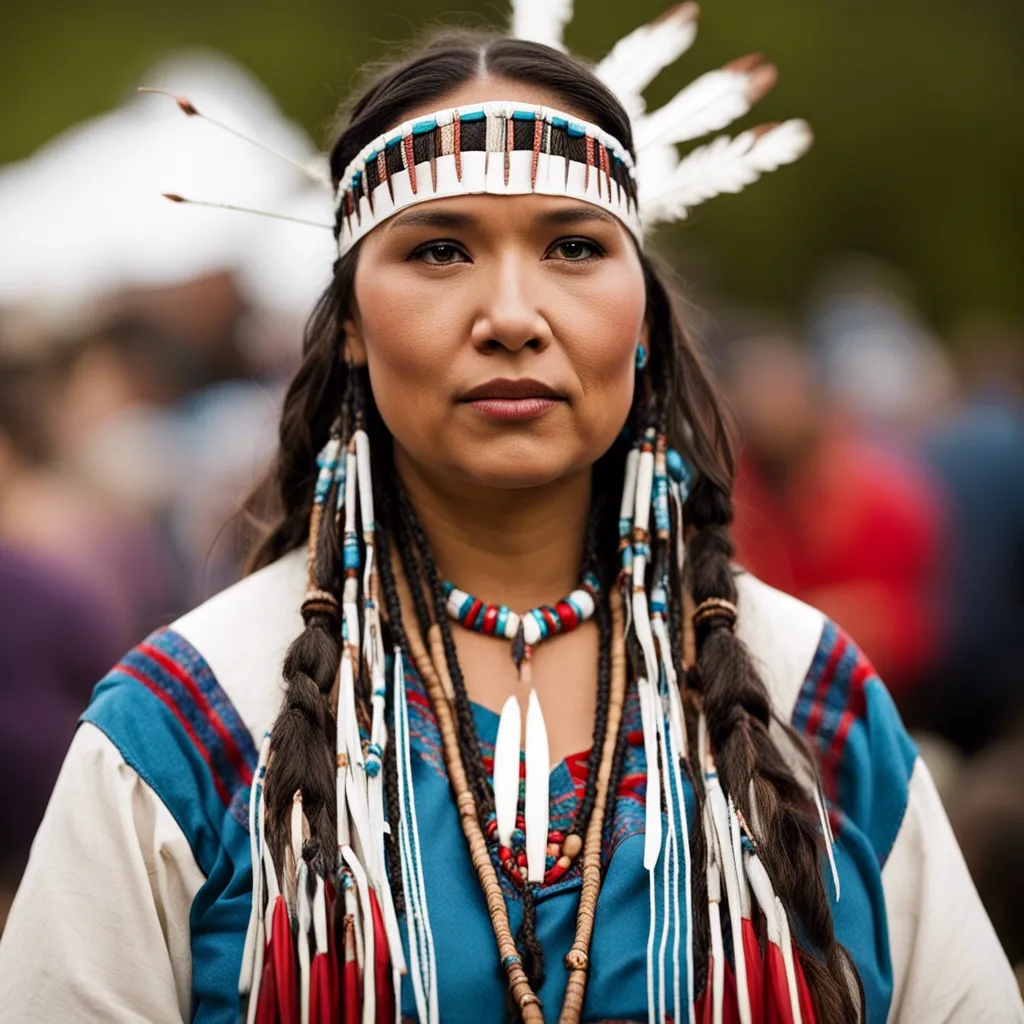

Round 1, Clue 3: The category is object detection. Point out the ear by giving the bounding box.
[341,311,368,367]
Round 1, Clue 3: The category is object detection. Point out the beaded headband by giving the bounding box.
[334,101,641,256]
[147,4,813,264]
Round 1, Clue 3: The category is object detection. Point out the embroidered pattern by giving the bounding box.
[792,619,877,819]
[106,627,258,827]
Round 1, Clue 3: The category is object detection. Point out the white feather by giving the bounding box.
[341,846,377,1024]
[640,119,812,223]
[524,690,550,884]
[296,861,311,1024]
[510,0,573,52]
[813,782,842,902]
[634,65,763,152]
[595,2,700,120]
[494,696,522,848]
[637,676,663,869]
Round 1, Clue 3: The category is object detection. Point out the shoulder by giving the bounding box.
[733,567,827,721]
[81,548,306,871]
[170,546,306,740]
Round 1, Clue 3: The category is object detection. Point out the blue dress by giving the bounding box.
[77,614,917,1023]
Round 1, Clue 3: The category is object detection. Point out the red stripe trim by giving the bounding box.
[140,641,253,788]
[118,662,232,806]
[805,633,848,739]
[822,655,873,802]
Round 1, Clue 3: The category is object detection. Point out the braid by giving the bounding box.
[569,502,613,840]
[686,473,860,1023]
[396,488,496,821]
[374,485,413,914]
[263,461,344,872]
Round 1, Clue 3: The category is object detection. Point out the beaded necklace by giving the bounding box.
[442,574,600,884]
[399,568,628,1024]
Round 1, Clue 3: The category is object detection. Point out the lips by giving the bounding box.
[458,377,567,421]
[458,378,566,402]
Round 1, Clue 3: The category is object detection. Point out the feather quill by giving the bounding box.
[640,119,813,223]
[524,690,550,883]
[633,55,777,152]
[511,0,573,52]
[595,3,700,120]
[494,696,523,849]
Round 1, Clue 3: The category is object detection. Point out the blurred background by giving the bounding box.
[1,0,1022,982]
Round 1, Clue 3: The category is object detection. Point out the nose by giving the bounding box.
[470,254,551,354]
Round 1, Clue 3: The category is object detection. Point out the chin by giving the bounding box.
[455,442,583,490]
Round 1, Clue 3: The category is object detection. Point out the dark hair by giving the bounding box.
[247,26,861,1021]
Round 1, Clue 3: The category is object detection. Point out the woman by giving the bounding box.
[0,6,1018,1023]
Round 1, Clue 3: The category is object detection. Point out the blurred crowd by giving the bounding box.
[1,49,1022,982]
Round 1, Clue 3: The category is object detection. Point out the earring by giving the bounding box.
[635,344,648,370]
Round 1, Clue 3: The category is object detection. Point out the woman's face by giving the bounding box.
[344,78,648,490]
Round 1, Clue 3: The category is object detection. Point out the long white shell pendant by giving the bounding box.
[524,690,550,884]
[494,695,523,849]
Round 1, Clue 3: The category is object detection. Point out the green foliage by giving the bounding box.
[2,0,1022,328]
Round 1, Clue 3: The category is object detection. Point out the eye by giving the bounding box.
[409,242,469,266]
[548,237,604,262]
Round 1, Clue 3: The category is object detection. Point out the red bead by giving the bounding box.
[485,818,497,837]
[548,831,565,844]
[463,598,483,629]
[516,852,528,867]
[544,862,569,885]
[482,605,499,635]
[499,846,512,862]
[555,601,578,631]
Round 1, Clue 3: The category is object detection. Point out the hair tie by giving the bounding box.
[301,588,341,622]
[692,597,738,631]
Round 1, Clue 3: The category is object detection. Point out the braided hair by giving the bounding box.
[245,25,862,1022]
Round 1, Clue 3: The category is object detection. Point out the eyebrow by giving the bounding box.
[383,205,619,233]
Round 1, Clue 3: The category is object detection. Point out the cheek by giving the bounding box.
[563,267,645,437]
[352,262,461,441]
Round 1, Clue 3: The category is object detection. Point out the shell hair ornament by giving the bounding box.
[147,3,826,1024]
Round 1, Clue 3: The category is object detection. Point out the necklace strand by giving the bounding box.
[443,573,601,884]
[406,565,626,1023]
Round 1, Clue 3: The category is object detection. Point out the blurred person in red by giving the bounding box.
[727,332,943,700]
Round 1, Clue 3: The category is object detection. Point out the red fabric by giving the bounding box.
[722,958,741,1024]
[731,436,941,695]
[765,941,795,1024]
[695,957,741,1024]
[742,918,765,1023]
[696,958,713,1024]
[270,896,298,1024]
[343,960,360,1024]
[369,890,394,1024]
[254,946,278,1024]
[309,955,333,1024]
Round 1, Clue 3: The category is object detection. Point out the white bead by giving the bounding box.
[522,613,542,647]
[446,592,465,620]
[568,588,595,621]
[504,610,521,640]
[634,447,655,534]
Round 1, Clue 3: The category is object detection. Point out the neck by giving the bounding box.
[394,445,592,613]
